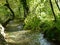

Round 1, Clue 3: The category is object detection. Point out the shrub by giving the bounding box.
[24,15,41,30]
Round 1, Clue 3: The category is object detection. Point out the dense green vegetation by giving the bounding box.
[0,0,60,45]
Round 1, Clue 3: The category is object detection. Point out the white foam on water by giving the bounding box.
[39,33,51,45]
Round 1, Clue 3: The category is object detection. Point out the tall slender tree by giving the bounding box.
[20,0,29,18]
[50,0,57,22]
[55,0,60,11]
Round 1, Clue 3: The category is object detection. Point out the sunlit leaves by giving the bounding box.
[24,15,40,30]
[0,0,6,6]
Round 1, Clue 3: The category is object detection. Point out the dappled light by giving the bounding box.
[0,0,60,45]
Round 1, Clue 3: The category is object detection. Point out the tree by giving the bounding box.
[55,0,60,11]
[20,0,29,18]
[50,0,57,22]
[2,0,15,27]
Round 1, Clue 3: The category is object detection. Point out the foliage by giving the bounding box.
[0,6,10,23]
[0,0,60,43]
[24,14,40,30]
[24,0,60,42]
[44,0,60,42]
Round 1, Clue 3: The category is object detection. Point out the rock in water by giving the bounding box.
[0,24,7,45]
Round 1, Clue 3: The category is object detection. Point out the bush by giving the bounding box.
[44,19,60,42]
[24,15,41,30]
[40,20,54,33]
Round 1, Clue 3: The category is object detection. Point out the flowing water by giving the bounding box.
[39,33,53,45]
[5,22,55,45]
[6,30,54,45]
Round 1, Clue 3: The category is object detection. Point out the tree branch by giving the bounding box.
[55,0,60,11]
[50,0,57,22]
[3,0,15,27]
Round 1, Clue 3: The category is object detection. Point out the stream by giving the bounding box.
[6,30,55,45]
[5,21,55,45]
[39,33,54,45]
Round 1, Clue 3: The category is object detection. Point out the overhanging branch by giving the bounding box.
[2,0,15,27]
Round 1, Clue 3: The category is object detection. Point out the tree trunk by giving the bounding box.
[20,0,29,18]
[55,0,60,11]
[49,0,57,22]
